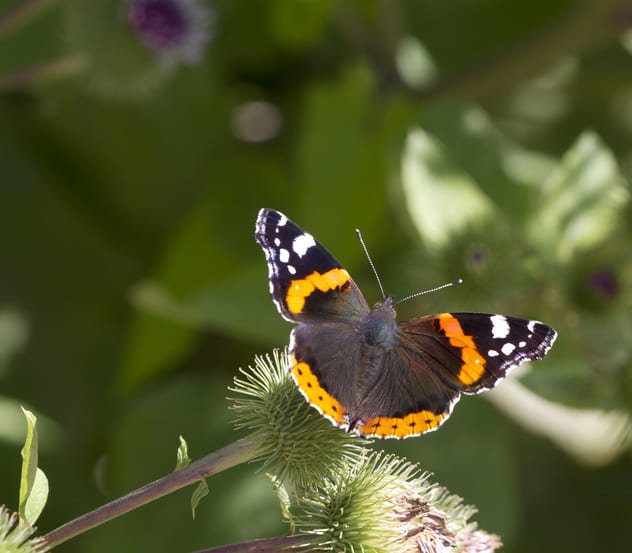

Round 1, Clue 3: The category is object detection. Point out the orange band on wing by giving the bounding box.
[286,268,351,314]
[357,410,448,439]
[437,313,487,386]
[290,355,347,425]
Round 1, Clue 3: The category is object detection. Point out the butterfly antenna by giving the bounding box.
[355,229,386,299]
[395,278,463,306]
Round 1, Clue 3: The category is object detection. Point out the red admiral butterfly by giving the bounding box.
[255,208,557,439]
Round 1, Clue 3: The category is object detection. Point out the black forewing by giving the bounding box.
[255,208,369,323]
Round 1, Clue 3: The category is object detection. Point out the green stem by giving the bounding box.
[0,0,57,40]
[0,55,86,92]
[420,0,629,102]
[192,535,315,553]
[41,435,262,550]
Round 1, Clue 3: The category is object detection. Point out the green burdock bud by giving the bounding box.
[0,506,47,553]
[290,452,501,553]
[230,350,366,488]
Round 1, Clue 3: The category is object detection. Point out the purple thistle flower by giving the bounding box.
[127,0,213,66]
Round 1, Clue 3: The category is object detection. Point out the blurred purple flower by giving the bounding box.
[589,268,620,299]
[466,244,489,272]
[127,0,213,66]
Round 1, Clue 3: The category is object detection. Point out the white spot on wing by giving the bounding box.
[293,233,316,257]
[288,330,296,353]
[287,265,296,275]
[501,342,516,356]
[488,349,499,357]
[491,315,510,339]
[279,248,290,263]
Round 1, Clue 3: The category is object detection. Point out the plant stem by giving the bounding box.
[0,55,85,92]
[419,0,628,102]
[191,535,315,553]
[41,435,262,550]
[0,0,57,40]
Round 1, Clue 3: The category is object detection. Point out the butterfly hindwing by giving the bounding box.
[289,321,363,429]
[352,344,462,438]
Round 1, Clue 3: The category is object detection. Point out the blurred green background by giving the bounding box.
[0,0,631,551]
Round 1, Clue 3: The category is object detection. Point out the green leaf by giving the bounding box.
[175,435,191,470]
[117,195,220,391]
[190,480,209,520]
[117,312,197,392]
[401,127,495,250]
[295,65,412,260]
[184,266,290,345]
[174,435,208,519]
[528,131,630,261]
[266,473,293,527]
[127,269,289,348]
[396,36,439,89]
[420,101,557,206]
[269,0,335,47]
[19,408,49,525]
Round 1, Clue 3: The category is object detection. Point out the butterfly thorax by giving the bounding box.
[361,295,398,348]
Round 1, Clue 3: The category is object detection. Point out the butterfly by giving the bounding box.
[255,208,557,438]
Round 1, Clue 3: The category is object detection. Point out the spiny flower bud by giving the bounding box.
[0,506,47,553]
[230,350,366,488]
[292,452,502,553]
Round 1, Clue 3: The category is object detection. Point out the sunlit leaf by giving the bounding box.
[190,480,209,520]
[401,128,495,249]
[175,435,191,470]
[19,408,48,525]
[396,36,438,89]
[528,131,630,261]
